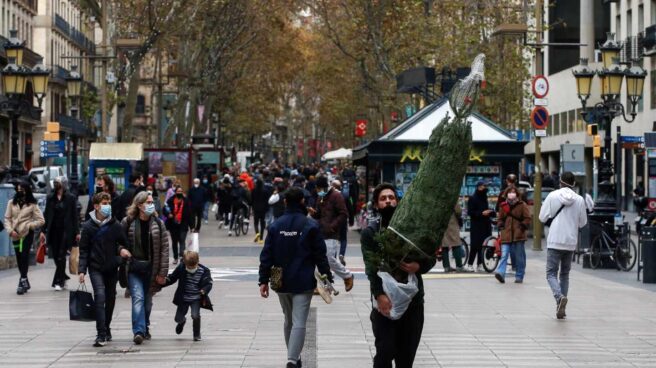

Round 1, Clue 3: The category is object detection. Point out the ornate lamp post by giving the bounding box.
[65,65,82,195]
[1,30,49,182]
[572,32,647,213]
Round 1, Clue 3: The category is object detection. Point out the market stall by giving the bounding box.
[353,98,527,230]
[88,143,144,195]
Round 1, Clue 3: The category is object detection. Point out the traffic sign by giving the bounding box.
[532,75,549,98]
[39,140,65,151]
[535,129,547,137]
[530,106,550,130]
[534,98,548,106]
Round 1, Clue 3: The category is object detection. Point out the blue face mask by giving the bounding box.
[318,191,326,197]
[144,203,156,215]
[100,204,112,218]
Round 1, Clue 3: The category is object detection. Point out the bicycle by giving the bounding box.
[482,233,501,273]
[589,221,637,271]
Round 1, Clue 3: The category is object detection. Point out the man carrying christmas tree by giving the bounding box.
[361,183,436,368]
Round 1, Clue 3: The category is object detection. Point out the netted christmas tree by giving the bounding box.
[376,54,485,280]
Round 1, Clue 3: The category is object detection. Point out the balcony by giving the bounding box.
[57,114,92,137]
[51,65,70,86]
[53,14,96,54]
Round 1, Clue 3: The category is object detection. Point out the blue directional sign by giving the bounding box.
[620,136,644,143]
[39,140,65,158]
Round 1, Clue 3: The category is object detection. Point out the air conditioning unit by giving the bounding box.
[644,25,656,56]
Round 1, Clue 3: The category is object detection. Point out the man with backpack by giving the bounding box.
[539,171,587,319]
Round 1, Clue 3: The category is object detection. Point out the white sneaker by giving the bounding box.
[54,285,62,291]
[476,264,485,273]
[228,231,232,237]
[462,265,473,272]
[204,220,208,225]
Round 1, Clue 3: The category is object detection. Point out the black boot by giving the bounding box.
[192,317,201,341]
[16,278,25,295]
[25,278,31,290]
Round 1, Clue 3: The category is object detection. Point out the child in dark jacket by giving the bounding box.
[164,251,213,341]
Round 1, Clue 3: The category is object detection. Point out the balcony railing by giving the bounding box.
[53,14,95,54]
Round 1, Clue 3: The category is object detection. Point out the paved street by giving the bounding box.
[1,214,656,368]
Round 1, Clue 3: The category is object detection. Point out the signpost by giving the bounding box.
[531,74,549,251]
[39,140,65,158]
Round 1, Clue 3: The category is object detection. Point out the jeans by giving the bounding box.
[89,269,118,338]
[546,248,573,302]
[13,231,34,278]
[171,227,188,260]
[175,300,201,324]
[277,292,313,365]
[128,269,153,336]
[325,239,352,280]
[496,242,526,280]
[202,202,210,221]
[339,222,348,257]
[371,301,424,368]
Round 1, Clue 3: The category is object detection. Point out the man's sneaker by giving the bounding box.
[193,335,202,341]
[556,296,568,319]
[204,220,208,225]
[173,258,178,265]
[25,278,31,290]
[339,255,346,266]
[145,329,151,340]
[54,284,63,291]
[463,264,475,272]
[133,334,144,345]
[476,264,485,272]
[494,273,505,283]
[106,329,112,342]
[228,231,232,237]
[16,278,26,295]
[218,222,223,229]
[176,321,185,335]
[286,362,298,368]
[344,276,354,292]
[514,279,523,284]
[93,336,107,347]
[455,266,465,273]
[253,233,260,242]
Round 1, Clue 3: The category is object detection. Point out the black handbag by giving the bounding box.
[69,284,96,322]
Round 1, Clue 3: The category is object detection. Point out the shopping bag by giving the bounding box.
[69,246,79,274]
[36,237,46,264]
[186,232,199,253]
[69,285,96,322]
[211,203,218,213]
[372,271,419,320]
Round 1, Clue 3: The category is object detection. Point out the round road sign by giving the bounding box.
[532,75,549,98]
[530,106,550,130]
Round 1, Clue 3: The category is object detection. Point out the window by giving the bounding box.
[576,109,584,132]
[616,15,621,39]
[559,112,567,134]
[548,116,554,136]
[568,110,575,133]
[554,114,560,135]
[627,10,632,37]
[652,0,656,24]
[136,95,146,114]
[639,5,644,31]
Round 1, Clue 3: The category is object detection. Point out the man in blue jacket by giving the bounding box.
[258,187,332,368]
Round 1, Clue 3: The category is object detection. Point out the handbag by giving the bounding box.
[36,237,46,264]
[69,246,79,275]
[270,266,283,291]
[69,284,96,322]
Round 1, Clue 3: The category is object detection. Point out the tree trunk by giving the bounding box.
[121,70,141,142]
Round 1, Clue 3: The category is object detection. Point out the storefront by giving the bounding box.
[353,98,527,229]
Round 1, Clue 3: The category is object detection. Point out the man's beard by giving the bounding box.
[378,205,396,227]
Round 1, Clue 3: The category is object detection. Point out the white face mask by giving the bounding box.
[186,267,198,274]
[507,192,517,201]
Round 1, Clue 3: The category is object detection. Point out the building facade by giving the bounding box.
[0,0,41,171]
[525,0,656,209]
[32,0,97,176]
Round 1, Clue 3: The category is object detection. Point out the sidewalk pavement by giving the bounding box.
[0,214,655,367]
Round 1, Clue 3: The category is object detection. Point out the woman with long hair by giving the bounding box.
[85,174,119,220]
[4,181,45,294]
[121,191,169,344]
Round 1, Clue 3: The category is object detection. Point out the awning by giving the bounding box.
[90,143,144,160]
[322,147,352,161]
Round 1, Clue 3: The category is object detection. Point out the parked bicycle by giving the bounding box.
[589,220,637,271]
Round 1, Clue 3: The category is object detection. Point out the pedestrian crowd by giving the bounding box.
[2,160,590,367]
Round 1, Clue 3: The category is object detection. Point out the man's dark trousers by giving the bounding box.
[370,300,424,368]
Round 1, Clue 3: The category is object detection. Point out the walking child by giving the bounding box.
[164,250,213,341]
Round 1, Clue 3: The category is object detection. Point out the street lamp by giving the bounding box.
[572,32,647,214]
[0,30,49,182]
[65,65,83,195]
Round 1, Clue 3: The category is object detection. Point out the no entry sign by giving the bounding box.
[531,106,550,130]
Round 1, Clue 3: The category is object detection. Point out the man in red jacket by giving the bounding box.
[308,176,353,291]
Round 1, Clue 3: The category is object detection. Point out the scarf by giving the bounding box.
[173,198,183,223]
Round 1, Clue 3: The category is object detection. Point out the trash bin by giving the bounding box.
[640,226,656,283]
